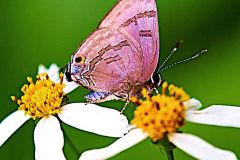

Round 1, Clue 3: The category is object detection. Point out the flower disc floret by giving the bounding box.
[11,73,65,119]
[131,82,190,142]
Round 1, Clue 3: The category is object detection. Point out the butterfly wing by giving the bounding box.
[71,28,142,94]
[69,0,159,99]
[99,0,159,81]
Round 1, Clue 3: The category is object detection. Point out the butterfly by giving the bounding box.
[65,0,161,103]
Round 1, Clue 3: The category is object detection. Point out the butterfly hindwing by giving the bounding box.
[72,28,142,93]
[99,0,159,81]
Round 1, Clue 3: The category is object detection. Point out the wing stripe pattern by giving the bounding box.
[82,40,130,75]
[120,10,156,28]
[139,30,152,37]
[104,55,122,65]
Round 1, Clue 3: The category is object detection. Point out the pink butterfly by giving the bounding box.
[66,0,160,103]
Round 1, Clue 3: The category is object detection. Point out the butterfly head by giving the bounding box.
[65,53,86,82]
[149,73,163,88]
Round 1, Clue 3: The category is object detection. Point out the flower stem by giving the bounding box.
[155,137,175,160]
[164,147,174,160]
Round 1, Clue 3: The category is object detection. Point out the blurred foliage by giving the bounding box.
[0,0,240,159]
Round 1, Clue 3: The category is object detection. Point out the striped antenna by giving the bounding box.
[159,48,208,73]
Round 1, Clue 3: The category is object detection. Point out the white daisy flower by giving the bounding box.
[80,82,239,160]
[0,64,129,160]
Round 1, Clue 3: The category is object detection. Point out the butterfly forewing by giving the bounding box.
[72,28,142,93]
[99,0,159,81]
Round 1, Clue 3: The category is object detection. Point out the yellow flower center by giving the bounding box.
[11,73,65,119]
[131,82,190,142]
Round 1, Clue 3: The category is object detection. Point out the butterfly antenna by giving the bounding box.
[157,40,184,73]
[159,48,208,73]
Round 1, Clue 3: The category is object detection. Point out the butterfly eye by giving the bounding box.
[75,56,85,64]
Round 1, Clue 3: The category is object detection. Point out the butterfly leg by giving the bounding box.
[85,91,119,103]
[120,98,130,114]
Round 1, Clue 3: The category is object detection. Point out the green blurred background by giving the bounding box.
[0,0,240,159]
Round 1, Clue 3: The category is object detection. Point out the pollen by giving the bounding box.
[11,73,65,119]
[131,82,190,142]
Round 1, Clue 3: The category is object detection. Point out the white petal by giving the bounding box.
[48,64,60,82]
[0,110,30,147]
[79,128,148,160]
[46,64,60,83]
[186,105,240,128]
[168,133,237,160]
[183,98,202,110]
[38,64,48,74]
[58,103,129,137]
[34,116,65,160]
[38,64,60,83]
[62,78,79,94]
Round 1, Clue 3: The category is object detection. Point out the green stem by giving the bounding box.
[156,137,175,160]
[159,145,174,160]
[165,147,174,160]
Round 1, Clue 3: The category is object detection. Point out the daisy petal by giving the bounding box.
[48,64,60,82]
[79,128,148,160]
[168,133,237,160]
[183,98,202,110]
[38,64,48,74]
[0,110,30,147]
[34,116,65,160]
[62,78,79,94]
[186,105,240,128]
[38,64,60,83]
[58,103,129,137]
